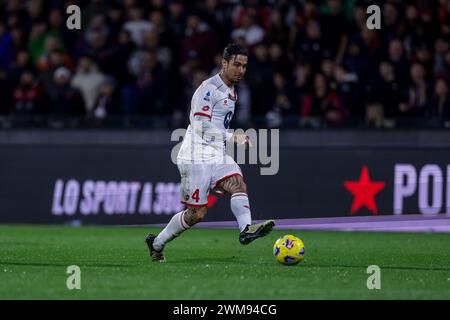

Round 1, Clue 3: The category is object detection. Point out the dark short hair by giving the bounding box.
[223,43,248,61]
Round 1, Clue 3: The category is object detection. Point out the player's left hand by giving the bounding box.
[233,134,252,148]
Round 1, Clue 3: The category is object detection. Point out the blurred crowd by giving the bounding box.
[1,0,450,129]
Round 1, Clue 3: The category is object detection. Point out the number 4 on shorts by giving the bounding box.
[191,189,200,202]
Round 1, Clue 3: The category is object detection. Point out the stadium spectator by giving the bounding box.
[7,27,26,58]
[82,0,109,30]
[292,61,313,110]
[301,73,345,127]
[181,13,217,71]
[0,0,449,129]
[319,0,349,65]
[433,36,450,77]
[350,3,367,32]
[403,62,429,117]
[197,0,231,50]
[91,76,121,120]
[387,38,410,83]
[381,1,401,45]
[12,69,43,115]
[40,49,72,96]
[288,0,319,60]
[266,8,290,46]
[269,72,294,119]
[8,49,36,87]
[46,67,84,115]
[268,42,290,76]
[84,14,110,53]
[102,29,136,114]
[1,0,29,29]
[320,58,335,84]
[80,24,112,72]
[27,19,68,73]
[438,0,450,36]
[333,65,364,119]
[129,28,172,72]
[167,0,186,42]
[0,21,14,71]
[134,49,169,115]
[368,61,405,119]
[233,0,271,30]
[364,102,389,129]
[292,19,324,72]
[426,77,450,125]
[48,7,77,54]
[246,42,274,116]
[0,67,12,114]
[71,55,106,113]
[148,9,178,57]
[438,51,450,84]
[105,4,125,39]
[231,11,266,49]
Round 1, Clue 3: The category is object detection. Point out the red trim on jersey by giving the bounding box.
[193,112,212,119]
[181,201,208,208]
[213,173,243,190]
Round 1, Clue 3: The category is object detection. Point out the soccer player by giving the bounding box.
[146,43,275,262]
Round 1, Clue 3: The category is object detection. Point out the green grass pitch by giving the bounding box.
[0,225,449,299]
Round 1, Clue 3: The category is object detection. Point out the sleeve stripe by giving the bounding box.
[193,112,212,119]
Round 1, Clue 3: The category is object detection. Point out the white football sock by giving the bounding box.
[230,193,252,232]
[153,210,190,251]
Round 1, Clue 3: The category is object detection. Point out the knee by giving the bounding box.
[184,206,207,226]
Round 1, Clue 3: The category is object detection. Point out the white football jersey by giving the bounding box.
[178,73,237,163]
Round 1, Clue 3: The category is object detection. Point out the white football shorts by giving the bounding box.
[177,155,242,207]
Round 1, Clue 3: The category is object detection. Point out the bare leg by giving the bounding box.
[153,206,207,251]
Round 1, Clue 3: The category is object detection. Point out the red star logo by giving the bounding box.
[344,166,385,215]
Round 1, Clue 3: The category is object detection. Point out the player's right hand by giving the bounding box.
[233,134,252,148]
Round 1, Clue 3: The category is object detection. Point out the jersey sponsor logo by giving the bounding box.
[203,91,211,101]
[202,106,210,111]
[224,111,233,129]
